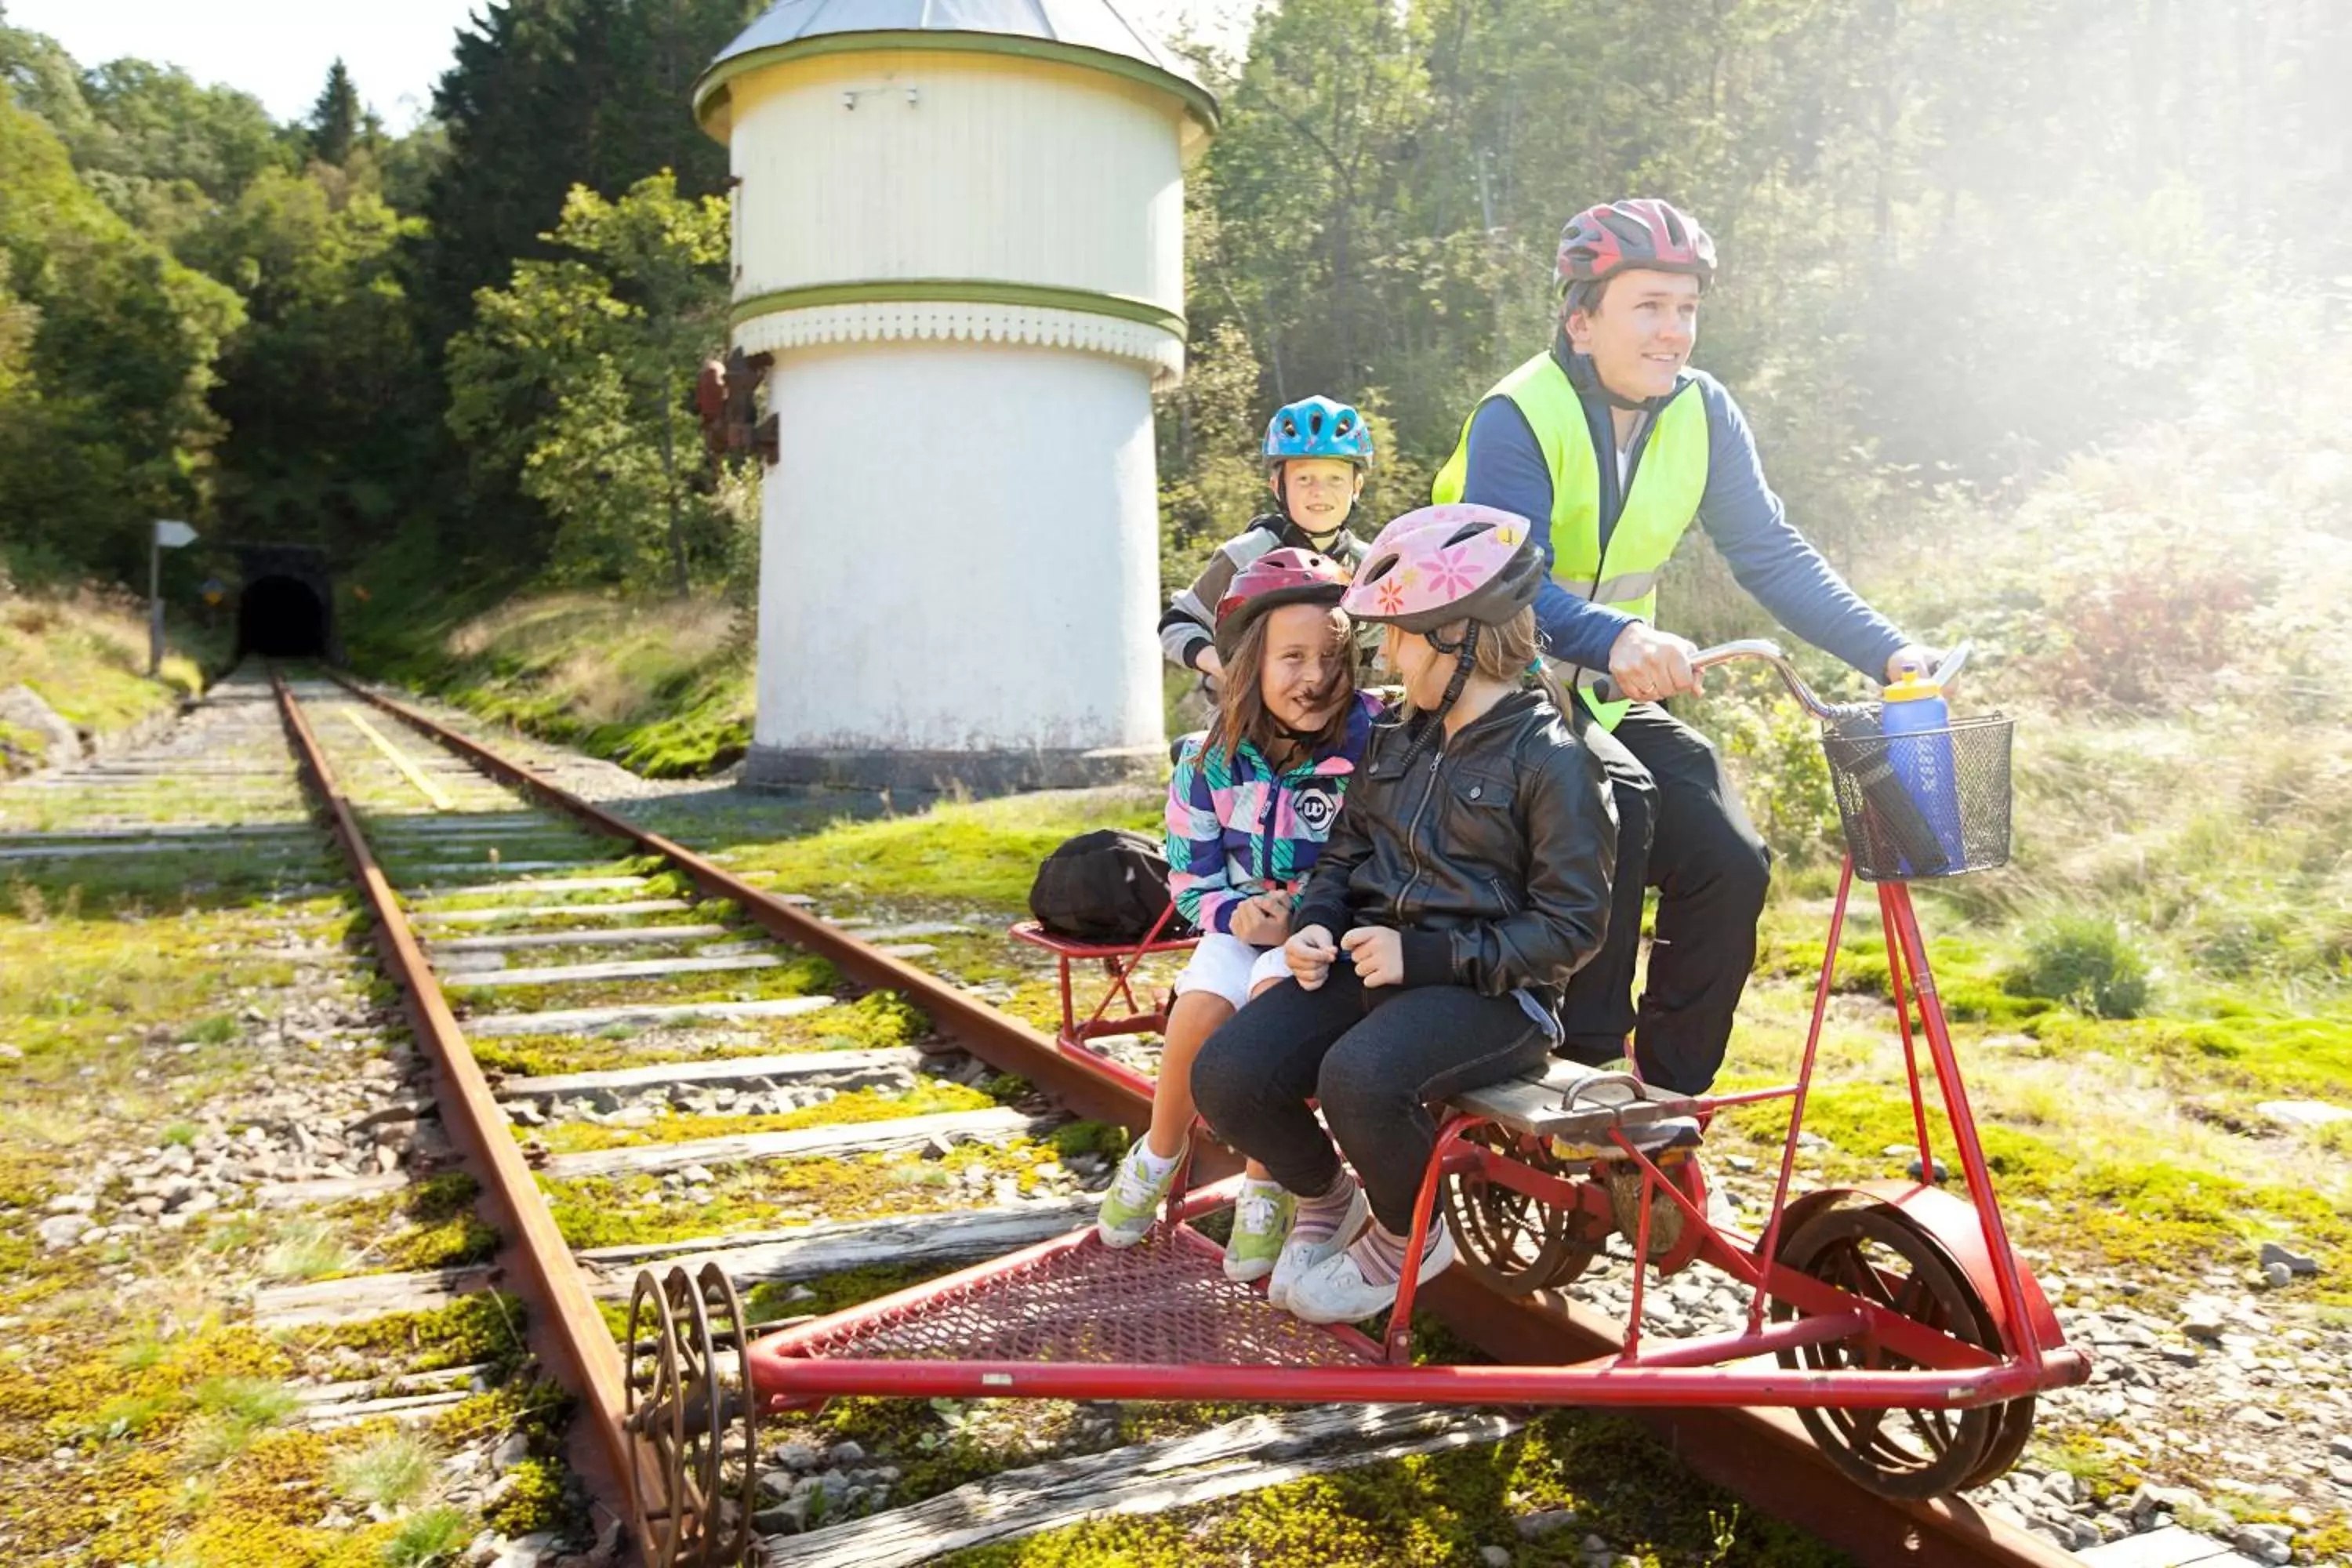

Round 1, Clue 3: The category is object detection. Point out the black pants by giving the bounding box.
[1189,969,1554,1234]
[1562,702,1772,1094]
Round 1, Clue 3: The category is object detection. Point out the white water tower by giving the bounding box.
[695,0,1216,790]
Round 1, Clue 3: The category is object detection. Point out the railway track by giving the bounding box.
[7,665,2089,1563]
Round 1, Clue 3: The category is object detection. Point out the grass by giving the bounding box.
[347,587,756,777]
[379,1506,472,1566]
[261,1221,365,1283]
[307,1174,500,1277]
[0,585,217,774]
[708,786,1160,909]
[330,1431,438,1512]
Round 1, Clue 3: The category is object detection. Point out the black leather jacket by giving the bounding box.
[1293,688,1617,1005]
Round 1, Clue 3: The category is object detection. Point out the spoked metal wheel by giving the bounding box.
[624,1264,762,1566]
[1769,1203,2013,1500]
[1443,1127,1606,1294]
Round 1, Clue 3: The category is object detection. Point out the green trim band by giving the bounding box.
[731,278,1185,337]
[693,30,1220,139]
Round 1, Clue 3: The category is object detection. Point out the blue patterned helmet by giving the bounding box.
[1263,396,1374,470]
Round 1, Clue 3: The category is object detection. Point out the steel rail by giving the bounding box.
[325,670,2078,1568]
[268,671,659,1542]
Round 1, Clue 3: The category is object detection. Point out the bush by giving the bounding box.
[2004,913,2153,1018]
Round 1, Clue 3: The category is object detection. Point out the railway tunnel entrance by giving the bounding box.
[238,575,328,657]
[231,544,338,662]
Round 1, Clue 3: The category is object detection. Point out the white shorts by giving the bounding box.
[1171,932,1293,1012]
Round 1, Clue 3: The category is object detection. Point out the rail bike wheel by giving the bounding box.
[1443,1127,1605,1294]
[1768,1203,2004,1500]
[624,1265,761,1567]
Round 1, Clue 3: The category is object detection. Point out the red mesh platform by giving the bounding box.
[775,1227,1378,1369]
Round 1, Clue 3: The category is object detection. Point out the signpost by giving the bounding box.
[150,520,198,675]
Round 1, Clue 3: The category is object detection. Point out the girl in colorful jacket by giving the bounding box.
[1095,550,1382,1283]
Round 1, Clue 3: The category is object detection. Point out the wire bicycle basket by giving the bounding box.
[1820,711,2013,881]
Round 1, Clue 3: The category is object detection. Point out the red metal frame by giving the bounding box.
[1009,909,1198,1098]
[750,858,2088,1420]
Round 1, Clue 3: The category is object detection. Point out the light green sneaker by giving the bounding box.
[1223,1180,1295,1283]
[1094,1137,1181,1248]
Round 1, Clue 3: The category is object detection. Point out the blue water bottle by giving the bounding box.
[1878,667,1965,875]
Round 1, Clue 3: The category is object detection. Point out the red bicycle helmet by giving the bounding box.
[1555,198,1716,303]
[1214,548,1352,663]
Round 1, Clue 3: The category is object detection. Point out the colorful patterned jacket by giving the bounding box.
[1164,692,1382,937]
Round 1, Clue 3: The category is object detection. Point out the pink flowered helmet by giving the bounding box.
[1340,504,1545,634]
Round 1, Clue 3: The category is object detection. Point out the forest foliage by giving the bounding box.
[0,0,2347,622]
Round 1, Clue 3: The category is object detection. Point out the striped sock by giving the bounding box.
[1288,1171,1360,1249]
[1348,1221,1410,1287]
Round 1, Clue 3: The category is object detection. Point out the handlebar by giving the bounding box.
[1583,639,1841,718]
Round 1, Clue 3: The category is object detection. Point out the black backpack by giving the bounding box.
[1028,829,1181,943]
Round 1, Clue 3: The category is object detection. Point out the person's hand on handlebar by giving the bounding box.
[1885,643,1959,701]
[1607,623,1704,703]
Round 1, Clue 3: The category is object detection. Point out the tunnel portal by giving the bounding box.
[231,544,338,662]
[238,575,328,658]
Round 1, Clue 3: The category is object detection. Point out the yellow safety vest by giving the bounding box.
[1432,353,1711,730]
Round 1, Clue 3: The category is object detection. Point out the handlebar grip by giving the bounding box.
[1585,675,1621,706]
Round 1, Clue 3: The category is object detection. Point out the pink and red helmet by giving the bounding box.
[1555,198,1716,303]
[1341,505,1544,635]
[1214,547,1352,662]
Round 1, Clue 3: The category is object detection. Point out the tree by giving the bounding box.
[308,59,360,167]
[445,172,737,593]
[0,96,242,580]
[408,0,743,358]
[187,166,434,553]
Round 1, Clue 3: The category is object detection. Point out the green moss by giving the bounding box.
[485,1454,566,1534]
[1049,1120,1133,1163]
[719,789,1160,907]
[289,1292,529,1375]
[2024,1008,2352,1101]
[310,1172,500,1276]
[935,1410,1845,1567]
[543,1138,1057,1250]
[1733,1081,2352,1299]
[533,1079,995,1154]
[470,987,926,1076]
[445,949,840,1013]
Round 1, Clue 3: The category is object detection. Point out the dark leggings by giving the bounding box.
[1189,967,1554,1234]
[1562,702,1773,1094]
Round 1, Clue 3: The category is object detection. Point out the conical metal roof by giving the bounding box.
[695,0,1216,135]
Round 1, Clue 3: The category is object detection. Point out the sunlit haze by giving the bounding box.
[0,0,1257,129]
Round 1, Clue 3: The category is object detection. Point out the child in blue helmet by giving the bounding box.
[1159,397,1379,687]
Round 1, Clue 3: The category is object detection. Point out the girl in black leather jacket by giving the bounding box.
[1190,504,1617,1325]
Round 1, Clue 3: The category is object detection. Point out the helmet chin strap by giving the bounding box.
[1399,622,1481,769]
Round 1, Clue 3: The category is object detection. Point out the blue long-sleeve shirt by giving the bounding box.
[1457,343,1907,678]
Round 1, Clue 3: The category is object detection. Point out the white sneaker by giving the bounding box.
[1265,1180,1367,1311]
[1287,1218,1457,1325]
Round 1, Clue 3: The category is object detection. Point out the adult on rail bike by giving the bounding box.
[1190,503,1617,1325]
[1433,197,1940,1095]
[1097,547,1381,1281]
[1159,394,1381,687]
